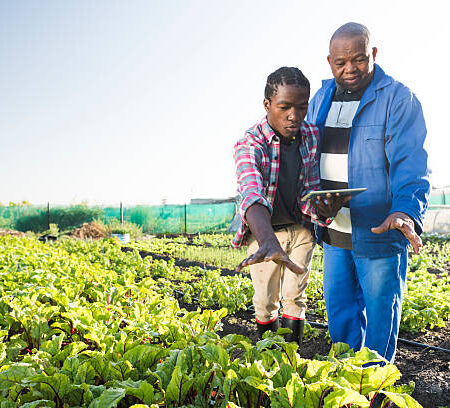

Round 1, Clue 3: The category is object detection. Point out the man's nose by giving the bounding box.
[287,108,298,121]
[344,61,357,73]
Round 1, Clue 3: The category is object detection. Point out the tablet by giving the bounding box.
[301,188,367,201]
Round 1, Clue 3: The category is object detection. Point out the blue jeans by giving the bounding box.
[322,242,408,362]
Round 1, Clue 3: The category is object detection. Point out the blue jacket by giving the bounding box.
[307,64,430,258]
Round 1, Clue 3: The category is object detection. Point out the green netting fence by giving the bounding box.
[103,203,236,234]
[0,203,237,234]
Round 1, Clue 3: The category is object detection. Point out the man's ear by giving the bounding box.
[263,98,270,113]
[327,54,331,66]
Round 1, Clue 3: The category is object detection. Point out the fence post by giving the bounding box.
[47,202,50,230]
[120,202,124,224]
[184,204,187,235]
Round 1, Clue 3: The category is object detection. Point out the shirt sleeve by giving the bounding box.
[385,92,431,233]
[234,138,272,225]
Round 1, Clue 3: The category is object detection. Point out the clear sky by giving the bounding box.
[1,0,448,206]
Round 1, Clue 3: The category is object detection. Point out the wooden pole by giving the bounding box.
[120,202,124,224]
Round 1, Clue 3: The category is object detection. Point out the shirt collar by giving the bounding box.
[260,115,306,144]
[260,116,278,143]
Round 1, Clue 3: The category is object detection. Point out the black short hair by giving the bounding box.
[264,67,310,100]
[330,22,371,52]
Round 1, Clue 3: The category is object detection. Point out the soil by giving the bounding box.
[71,221,108,239]
[131,247,449,407]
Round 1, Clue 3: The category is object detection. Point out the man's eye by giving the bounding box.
[356,58,366,63]
[335,62,344,67]
[279,106,289,110]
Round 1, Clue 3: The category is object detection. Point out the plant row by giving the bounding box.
[127,235,449,333]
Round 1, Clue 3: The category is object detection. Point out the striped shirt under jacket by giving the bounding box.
[232,116,330,248]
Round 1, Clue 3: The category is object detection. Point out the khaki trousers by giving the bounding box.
[247,224,315,323]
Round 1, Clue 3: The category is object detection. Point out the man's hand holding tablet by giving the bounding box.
[304,188,367,219]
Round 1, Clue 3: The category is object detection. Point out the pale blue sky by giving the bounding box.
[1,0,448,205]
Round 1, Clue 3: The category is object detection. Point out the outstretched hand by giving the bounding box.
[371,212,422,254]
[236,238,305,275]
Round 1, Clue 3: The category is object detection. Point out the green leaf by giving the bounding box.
[39,333,64,356]
[165,365,194,405]
[75,361,97,385]
[202,343,230,369]
[0,363,36,390]
[354,347,386,365]
[243,376,273,395]
[304,380,334,407]
[54,341,88,362]
[220,369,237,407]
[123,345,168,373]
[88,384,106,399]
[280,342,303,372]
[110,360,133,381]
[114,379,156,405]
[28,373,70,401]
[128,405,151,408]
[341,363,401,395]
[328,342,354,360]
[270,373,306,408]
[270,363,293,388]
[64,383,94,406]
[86,354,111,383]
[88,387,125,408]
[20,400,56,408]
[0,344,6,365]
[5,338,28,363]
[383,380,415,395]
[323,387,370,407]
[61,357,80,382]
[303,360,335,382]
[155,349,179,389]
[379,391,423,408]
[0,402,18,408]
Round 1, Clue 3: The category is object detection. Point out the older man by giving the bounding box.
[307,22,430,362]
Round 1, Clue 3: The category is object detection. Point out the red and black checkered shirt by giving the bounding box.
[232,116,329,248]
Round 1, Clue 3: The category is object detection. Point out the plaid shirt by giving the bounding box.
[232,116,329,248]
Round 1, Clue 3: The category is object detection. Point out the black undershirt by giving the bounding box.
[271,136,302,228]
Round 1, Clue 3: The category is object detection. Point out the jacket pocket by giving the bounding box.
[362,126,387,170]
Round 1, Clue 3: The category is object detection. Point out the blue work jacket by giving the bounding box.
[307,64,430,258]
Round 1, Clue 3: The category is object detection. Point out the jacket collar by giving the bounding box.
[318,64,392,122]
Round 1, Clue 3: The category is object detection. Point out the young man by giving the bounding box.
[307,23,430,362]
[232,67,338,345]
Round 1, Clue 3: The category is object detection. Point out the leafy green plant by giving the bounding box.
[107,219,143,239]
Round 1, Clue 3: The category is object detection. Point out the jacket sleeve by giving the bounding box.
[306,92,319,124]
[385,92,431,233]
[234,138,272,226]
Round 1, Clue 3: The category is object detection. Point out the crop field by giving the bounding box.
[0,233,448,407]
